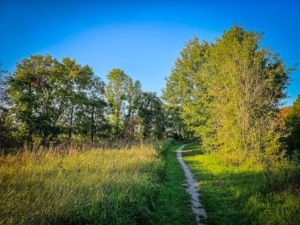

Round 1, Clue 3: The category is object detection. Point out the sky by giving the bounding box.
[0,0,299,106]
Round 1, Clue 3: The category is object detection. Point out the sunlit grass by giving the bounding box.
[182,143,300,225]
[0,144,163,225]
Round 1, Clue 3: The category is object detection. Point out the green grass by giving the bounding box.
[182,143,300,225]
[0,144,163,225]
[152,142,196,225]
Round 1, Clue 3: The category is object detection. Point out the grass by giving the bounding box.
[152,142,196,225]
[0,143,163,225]
[0,140,199,225]
[182,143,300,225]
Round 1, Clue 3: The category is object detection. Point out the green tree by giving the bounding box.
[77,76,108,141]
[137,92,166,139]
[6,55,56,143]
[285,95,300,152]
[124,80,143,137]
[162,37,214,147]
[6,55,96,144]
[207,25,293,155]
[55,57,94,138]
[0,64,13,148]
[0,64,10,110]
[163,24,295,156]
[105,68,133,137]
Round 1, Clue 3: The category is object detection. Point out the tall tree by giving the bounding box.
[163,24,295,155]
[6,55,56,143]
[162,37,214,147]
[137,92,166,139]
[77,76,108,141]
[0,64,13,148]
[124,80,142,137]
[105,68,133,137]
[285,95,300,152]
[207,25,293,154]
[6,55,96,143]
[56,57,94,138]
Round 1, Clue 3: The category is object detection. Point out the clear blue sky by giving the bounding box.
[1,0,299,106]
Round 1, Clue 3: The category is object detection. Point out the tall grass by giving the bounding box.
[0,142,163,225]
[182,143,300,225]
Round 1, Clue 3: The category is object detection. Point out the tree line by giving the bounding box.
[0,56,167,149]
[1,24,299,154]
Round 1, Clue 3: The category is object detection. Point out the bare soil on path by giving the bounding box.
[176,145,207,225]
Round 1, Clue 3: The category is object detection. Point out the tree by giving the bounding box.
[6,55,96,144]
[0,64,13,148]
[207,25,293,155]
[163,24,295,156]
[55,57,94,138]
[105,68,133,137]
[137,92,166,139]
[285,95,300,152]
[6,55,56,143]
[77,76,108,141]
[162,36,215,148]
[0,64,10,111]
[124,80,143,137]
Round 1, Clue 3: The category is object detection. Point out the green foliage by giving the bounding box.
[123,80,143,138]
[162,37,210,142]
[105,69,167,140]
[137,92,166,139]
[0,65,14,148]
[163,24,295,156]
[285,95,300,152]
[77,76,108,141]
[105,68,133,136]
[6,55,67,142]
[4,55,111,146]
[2,56,169,148]
[55,57,95,139]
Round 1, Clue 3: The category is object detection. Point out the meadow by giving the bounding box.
[0,140,197,225]
[0,142,165,225]
[182,143,300,225]
[2,140,298,225]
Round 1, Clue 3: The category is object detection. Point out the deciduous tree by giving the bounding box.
[138,92,166,139]
[105,68,133,137]
[163,24,295,156]
[285,95,300,152]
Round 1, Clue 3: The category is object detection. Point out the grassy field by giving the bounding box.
[0,140,197,225]
[0,143,164,225]
[182,143,300,225]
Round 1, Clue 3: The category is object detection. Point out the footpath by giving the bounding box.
[176,145,207,225]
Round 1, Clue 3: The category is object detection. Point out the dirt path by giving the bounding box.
[176,145,207,225]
